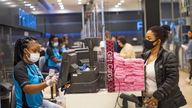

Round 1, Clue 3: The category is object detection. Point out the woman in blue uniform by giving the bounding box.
[13,37,63,108]
[45,35,62,71]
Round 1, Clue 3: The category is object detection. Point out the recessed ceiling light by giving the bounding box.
[115,5,119,8]
[30,6,34,8]
[25,3,31,6]
[117,2,122,6]
[32,8,36,11]
[120,0,124,3]
[5,2,12,5]
[10,4,17,7]
[0,0,7,2]
[78,1,82,4]
[57,0,62,2]
[23,1,27,4]
[60,5,64,7]
[59,5,63,7]
[58,2,62,5]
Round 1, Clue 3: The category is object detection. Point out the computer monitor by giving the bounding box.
[76,50,97,65]
[57,50,77,88]
[82,38,101,49]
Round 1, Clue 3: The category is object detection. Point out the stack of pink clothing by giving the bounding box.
[114,53,145,92]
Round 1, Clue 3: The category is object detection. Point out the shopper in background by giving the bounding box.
[117,37,135,59]
[161,25,172,50]
[45,35,62,72]
[13,37,62,108]
[99,31,111,48]
[58,37,66,53]
[142,26,186,108]
[63,35,69,49]
[181,30,192,85]
[112,35,121,53]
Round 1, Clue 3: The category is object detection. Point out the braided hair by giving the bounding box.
[14,37,37,66]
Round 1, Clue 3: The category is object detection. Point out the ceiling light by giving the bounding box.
[0,0,6,1]
[5,2,12,5]
[10,4,17,7]
[120,0,125,3]
[59,5,63,7]
[30,6,34,8]
[117,2,122,6]
[25,3,31,6]
[115,5,119,8]
[57,0,62,2]
[32,8,36,11]
[58,2,62,5]
[23,1,27,4]
[78,1,82,5]
[60,5,64,7]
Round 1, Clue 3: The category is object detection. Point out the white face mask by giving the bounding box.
[62,45,65,48]
[28,53,40,63]
[53,42,59,47]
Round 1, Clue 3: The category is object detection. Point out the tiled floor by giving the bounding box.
[179,71,192,108]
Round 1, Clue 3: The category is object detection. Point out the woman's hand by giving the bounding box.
[45,75,58,86]
[64,84,71,89]
[144,96,158,108]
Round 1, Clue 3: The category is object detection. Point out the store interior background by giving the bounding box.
[0,0,192,107]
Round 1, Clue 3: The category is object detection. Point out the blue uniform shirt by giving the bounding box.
[46,47,62,68]
[14,61,44,108]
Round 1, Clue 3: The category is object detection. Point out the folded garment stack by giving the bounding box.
[114,53,145,92]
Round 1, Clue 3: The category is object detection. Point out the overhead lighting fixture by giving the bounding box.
[115,5,119,8]
[5,2,12,5]
[60,5,63,7]
[25,3,31,6]
[32,8,36,11]
[57,0,62,2]
[78,1,82,5]
[120,0,125,3]
[58,2,63,5]
[117,2,122,6]
[0,0,7,2]
[23,1,27,4]
[30,6,34,8]
[10,4,17,7]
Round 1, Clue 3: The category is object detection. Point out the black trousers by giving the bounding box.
[189,59,192,79]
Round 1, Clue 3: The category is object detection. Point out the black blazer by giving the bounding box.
[142,47,187,108]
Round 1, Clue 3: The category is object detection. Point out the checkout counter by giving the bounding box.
[43,38,143,108]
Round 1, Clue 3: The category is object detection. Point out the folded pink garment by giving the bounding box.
[124,76,135,83]
[134,78,144,83]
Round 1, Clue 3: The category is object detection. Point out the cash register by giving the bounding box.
[58,38,102,93]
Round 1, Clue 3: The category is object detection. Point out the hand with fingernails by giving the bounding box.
[144,96,158,108]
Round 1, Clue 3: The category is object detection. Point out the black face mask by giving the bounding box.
[143,39,158,50]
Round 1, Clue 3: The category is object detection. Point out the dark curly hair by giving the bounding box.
[149,26,168,44]
[14,37,37,66]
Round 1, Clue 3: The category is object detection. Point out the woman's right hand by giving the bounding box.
[45,75,58,86]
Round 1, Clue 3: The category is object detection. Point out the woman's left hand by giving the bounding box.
[144,96,158,108]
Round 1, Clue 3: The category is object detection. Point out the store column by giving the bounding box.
[142,0,160,33]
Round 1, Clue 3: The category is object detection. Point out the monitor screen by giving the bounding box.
[19,8,36,29]
[58,51,77,88]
